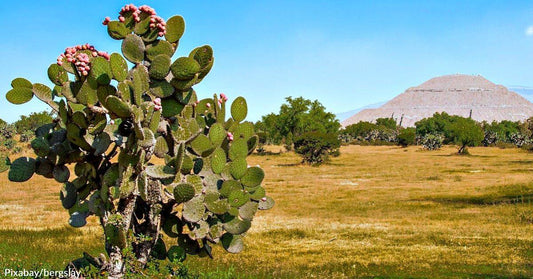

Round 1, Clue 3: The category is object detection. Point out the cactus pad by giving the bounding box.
[8,157,36,182]
[105,96,132,118]
[173,183,195,203]
[239,201,258,221]
[146,39,175,61]
[109,53,128,82]
[211,147,226,174]
[11,77,33,89]
[170,57,200,80]
[47,64,68,86]
[258,196,275,210]
[223,217,251,235]
[6,87,33,104]
[149,54,171,80]
[149,80,174,98]
[229,138,248,161]
[145,165,176,179]
[182,196,205,223]
[228,190,250,207]
[240,166,264,187]
[221,233,243,254]
[107,21,130,40]
[230,97,248,123]
[121,34,145,63]
[69,212,88,228]
[53,165,70,183]
[165,15,185,43]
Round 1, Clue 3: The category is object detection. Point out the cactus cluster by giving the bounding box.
[2,5,272,275]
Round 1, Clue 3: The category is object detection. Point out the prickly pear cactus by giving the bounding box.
[2,4,272,276]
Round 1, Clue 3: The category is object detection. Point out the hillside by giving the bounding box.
[342,74,533,127]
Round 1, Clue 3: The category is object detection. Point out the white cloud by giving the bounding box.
[525,26,533,36]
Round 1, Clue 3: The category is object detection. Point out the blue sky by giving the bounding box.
[1,1,533,123]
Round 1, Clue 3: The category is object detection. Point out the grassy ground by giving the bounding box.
[0,145,532,278]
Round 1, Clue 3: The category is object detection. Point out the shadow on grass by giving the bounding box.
[416,183,533,205]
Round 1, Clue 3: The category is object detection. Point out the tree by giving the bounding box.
[397,127,416,147]
[449,118,484,154]
[1,5,273,277]
[294,131,340,165]
[375,117,397,130]
[14,111,54,134]
[257,97,340,147]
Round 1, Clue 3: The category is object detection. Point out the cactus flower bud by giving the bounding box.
[206,103,211,108]
[261,197,267,202]
[119,16,125,22]
[227,132,234,141]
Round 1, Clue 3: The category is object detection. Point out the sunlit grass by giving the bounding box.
[0,145,532,278]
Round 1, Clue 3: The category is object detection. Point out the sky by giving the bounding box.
[1,1,533,123]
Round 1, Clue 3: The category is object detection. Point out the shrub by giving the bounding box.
[421,134,444,150]
[397,127,416,147]
[294,131,340,165]
[449,118,484,154]
[19,130,34,143]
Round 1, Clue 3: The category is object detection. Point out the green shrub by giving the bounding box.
[294,131,340,165]
[449,118,484,154]
[421,134,444,150]
[397,127,416,147]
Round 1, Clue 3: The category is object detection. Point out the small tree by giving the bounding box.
[294,131,340,165]
[397,127,416,147]
[449,118,484,154]
[1,4,273,277]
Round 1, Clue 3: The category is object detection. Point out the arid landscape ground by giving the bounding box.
[0,145,532,278]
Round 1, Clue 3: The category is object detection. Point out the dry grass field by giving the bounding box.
[1,145,532,278]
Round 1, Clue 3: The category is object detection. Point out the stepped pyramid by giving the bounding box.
[342,74,533,127]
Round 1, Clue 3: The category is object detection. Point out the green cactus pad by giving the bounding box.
[139,128,155,148]
[6,87,33,104]
[96,85,117,108]
[134,12,151,35]
[131,65,149,105]
[186,174,203,193]
[221,233,243,254]
[231,122,255,141]
[103,163,119,187]
[190,220,209,240]
[107,21,130,40]
[230,158,247,180]
[92,132,111,155]
[161,98,184,118]
[162,215,182,238]
[190,134,213,156]
[211,147,226,174]
[178,234,200,255]
[170,57,200,80]
[240,166,264,187]
[105,96,132,118]
[165,15,185,43]
[121,34,145,63]
[104,223,127,248]
[8,157,36,182]
[31,137,50,157]
[146,39,175,61]
[182,196,205,223]
[167,245,186,262]
[248,186,266,201]
[60,182,77,209]
[205,198,229,215]
[149,54,171,80]
[169,76,198,91]
[149,80,174,98]
[91,56,112,85]
[151,238,167,260]
[219,180,241,198]
[145,165,176,179]
[69,212,88,228]
[181,155,193,175]
[258,196,275,210]
[223,217,251,235]
[190,45,214,79]
[230,97,248,123]
[76,80,98,106]
[247,135,259,154]
[228,190,250,208]
[175,88,196,105]
[174,183,196,203]
[239,201,258,221]
[72,111,88,129]
[228,138,248,161]
[154,136,169,158]
[47,64,68,86]
[11,77,33,89]
[110,53,128,82]
[209,123,226,146]
[53,165,70,183]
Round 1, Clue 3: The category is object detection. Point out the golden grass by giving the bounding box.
[1,145,532,278]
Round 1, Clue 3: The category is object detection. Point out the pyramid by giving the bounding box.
[341,74,533,127]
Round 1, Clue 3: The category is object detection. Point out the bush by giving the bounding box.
[294,131,340,165]
[449,118,484,154]
[397,127,416,147]
[19,130,34,143]
[421,134,444,150]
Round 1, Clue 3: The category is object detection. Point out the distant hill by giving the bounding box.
[509,86,533,103]
[335,102,385,122]
[342,74,533,127]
